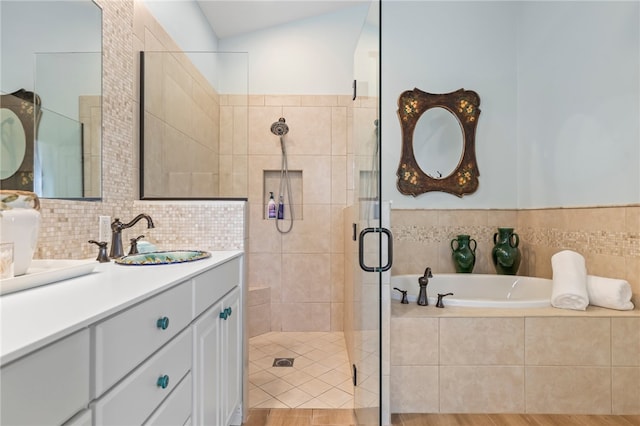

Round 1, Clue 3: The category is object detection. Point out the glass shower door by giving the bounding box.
[349,2,386,425]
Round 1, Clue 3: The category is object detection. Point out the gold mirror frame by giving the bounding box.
[396,87,481,197]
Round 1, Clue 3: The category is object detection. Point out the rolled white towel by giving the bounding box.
[587,276,634,311]
[551,250,589,310]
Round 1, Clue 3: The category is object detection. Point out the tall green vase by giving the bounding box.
[492,227,521,275]
[451,234,477,273]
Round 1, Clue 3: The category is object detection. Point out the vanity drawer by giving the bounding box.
[144,373,192,426]
[93,281,192,396]
[193,257,241,318]
[1,329,90,426]
[93,328,192,426]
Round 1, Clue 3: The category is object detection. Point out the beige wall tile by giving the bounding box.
[390,366,439,413]
[248,106,284,156]
[627,255,640,306]
[585,253,628,280]
[525,366,611,414]
[281,107,332,156]
[330,205,345,255]
[281,253,331,303]
[487,210,518,229]
[265,95,301,107]
[281,303,330,332]
[281,205,331,254]
[331,302,344,332]
[249,303,271,338]
[248,203,282,254]
[248,287,270,306]
[331,253,345,303]
[390,317,438,366]
[392,209,439,227]
[300,95,338,106]
[294,155,332,205]
[612,367,640,414]
[331,156,347,205]
[440,318,524,365]
[247,253,281,300]
[438,210,489,227]
[390,241,438,276]
[525,317,610,366]
[440,366,524,413]
[331,106,348,156]
[612,318,640,366]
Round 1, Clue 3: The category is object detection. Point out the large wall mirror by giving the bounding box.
[0,1,102,199]
[140,50,248,199]
[396,87,481,197]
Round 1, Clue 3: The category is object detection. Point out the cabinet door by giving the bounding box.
[222,288,241,426]
[192,301,222,426]
[1,329,90,426]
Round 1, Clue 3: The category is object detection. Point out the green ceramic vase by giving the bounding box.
[451,234,477,273]
[492,227,521,275]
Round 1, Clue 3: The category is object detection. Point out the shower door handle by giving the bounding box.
[358,227,393,272]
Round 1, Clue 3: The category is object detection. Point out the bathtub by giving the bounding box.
[391,274,552,308]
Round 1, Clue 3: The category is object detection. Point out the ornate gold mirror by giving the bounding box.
[397,87,481,197]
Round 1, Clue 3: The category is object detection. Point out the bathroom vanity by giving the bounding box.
[0,251,244,426]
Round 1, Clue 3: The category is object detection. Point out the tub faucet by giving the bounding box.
[417,267,432,306]
[109,214,155,259]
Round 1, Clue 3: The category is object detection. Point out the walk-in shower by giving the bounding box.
[270,117,294,233]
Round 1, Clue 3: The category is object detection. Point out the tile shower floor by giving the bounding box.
[249,332,354,409]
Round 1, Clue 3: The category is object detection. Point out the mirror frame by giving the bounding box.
[0,89,42,192]
[396,87,481,197]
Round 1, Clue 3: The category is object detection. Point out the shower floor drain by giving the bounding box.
[273,358,294,367]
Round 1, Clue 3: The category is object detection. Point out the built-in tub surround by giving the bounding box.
[390,303,640,415]
[391,207,640,307]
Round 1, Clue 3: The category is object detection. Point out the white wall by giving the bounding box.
[382,0,640,210]
[381,1,520,209]
[219,5,369,95]
[142,0,222,90]
[516,1,640,208]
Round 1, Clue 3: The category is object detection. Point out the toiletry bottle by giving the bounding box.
[277,195,284,220]
[267,192,276,219]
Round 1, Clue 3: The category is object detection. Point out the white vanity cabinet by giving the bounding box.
[0,252,244,426]
[0,329,90,426]
[193,287,241,426]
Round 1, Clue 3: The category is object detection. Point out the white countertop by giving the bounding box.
[0,251,243,366]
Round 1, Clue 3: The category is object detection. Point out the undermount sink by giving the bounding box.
[115,250,211,266]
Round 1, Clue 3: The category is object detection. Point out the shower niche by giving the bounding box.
[263,170,303,220]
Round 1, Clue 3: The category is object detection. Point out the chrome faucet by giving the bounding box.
[109,214,155,259]
[417,267,432,306]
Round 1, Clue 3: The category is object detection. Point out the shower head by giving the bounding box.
[270,117,289,136]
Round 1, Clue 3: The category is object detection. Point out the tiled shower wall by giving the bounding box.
[34,0,245,261]
[242,95,351,332]
[391,206,640,305]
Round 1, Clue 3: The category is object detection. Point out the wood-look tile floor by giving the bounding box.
[243,409,640,426]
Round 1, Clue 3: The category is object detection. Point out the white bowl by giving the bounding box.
[0,208,41,276]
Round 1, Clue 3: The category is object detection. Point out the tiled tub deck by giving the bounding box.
[390,303,640,415]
